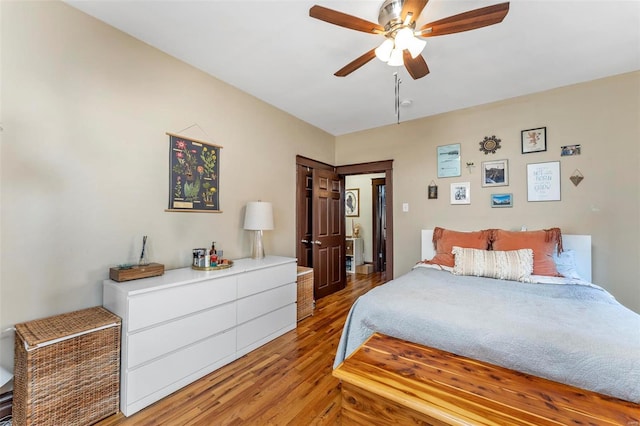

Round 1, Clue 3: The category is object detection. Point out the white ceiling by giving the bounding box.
[65,0,640,136]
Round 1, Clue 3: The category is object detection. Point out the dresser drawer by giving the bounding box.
[128,276,236,331]
[127,302,236,368]
[126,328,236,405]
[237,263,296,298]
[236,303,296,351]
[237,282,296,324]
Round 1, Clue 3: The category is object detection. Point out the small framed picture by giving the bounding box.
[491,193,513,208]
[427,182,438,199]
[481,159,509,187]
[521,127,547,154]
[345,189,359,217]
[561,144,581,156]
[450,182,471,205]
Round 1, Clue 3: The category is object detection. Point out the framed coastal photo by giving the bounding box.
[450,182,471,205]
[491,193,513,208]
[527,161,561,202]
[345,189,359,217]
[521,127,547,154]
[437,143,461,178]
[481,159,509,187]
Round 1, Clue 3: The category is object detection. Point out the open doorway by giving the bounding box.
[296,157,393,300]
[344,173,386,275]
[336,160,393,282]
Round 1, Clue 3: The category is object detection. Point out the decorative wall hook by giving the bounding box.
[466,162,475,173]
[570,169,584,186]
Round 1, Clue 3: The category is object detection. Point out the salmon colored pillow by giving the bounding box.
[491,228,563,276]
[426,227,492,267]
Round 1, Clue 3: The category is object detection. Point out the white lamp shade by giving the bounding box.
[407,36,426,58]
[394,27,414,50]
[388,48,404,67]
[244,201,274,230]
[375,39,394,62]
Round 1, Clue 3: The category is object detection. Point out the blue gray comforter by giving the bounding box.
[334,266,640,403]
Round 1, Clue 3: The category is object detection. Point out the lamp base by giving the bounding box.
[251,230,266,259]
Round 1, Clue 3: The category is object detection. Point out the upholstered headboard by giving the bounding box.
[420,229,592,282]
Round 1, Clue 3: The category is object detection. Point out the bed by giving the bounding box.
[334,228,640,404]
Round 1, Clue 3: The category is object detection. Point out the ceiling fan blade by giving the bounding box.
[401,0,429,23]
[403,50,430,80]
[309,5,384,34]
[334,49,377,77]
[418,2,509,37]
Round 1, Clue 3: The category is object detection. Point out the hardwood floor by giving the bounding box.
[96,271,387,426]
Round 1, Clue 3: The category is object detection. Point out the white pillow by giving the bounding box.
[553,249,582,279]
[452,246,533,282]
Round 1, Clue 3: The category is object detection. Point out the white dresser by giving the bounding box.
[103,256,297,416]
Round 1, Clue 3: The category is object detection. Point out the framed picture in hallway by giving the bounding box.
[345,189,359,217]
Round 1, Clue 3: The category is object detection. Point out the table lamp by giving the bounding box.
[243,201,274,259]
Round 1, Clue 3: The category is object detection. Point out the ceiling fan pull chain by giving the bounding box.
[394,72,402,124]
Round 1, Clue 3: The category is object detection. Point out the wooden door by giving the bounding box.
[312,168,346,299]
[296,164,313,267]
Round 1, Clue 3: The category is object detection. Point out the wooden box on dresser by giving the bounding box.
[103,256,297,417]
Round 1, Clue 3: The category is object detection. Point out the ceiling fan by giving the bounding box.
[309,0,510,80]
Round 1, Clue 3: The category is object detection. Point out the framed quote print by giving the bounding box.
[527,161,560,202]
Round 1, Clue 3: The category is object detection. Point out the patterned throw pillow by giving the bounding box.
[490,228,562,276]
[452,246,534,282]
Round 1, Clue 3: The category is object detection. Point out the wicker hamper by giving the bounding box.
[13,306,121,426]
[296,266,314,321]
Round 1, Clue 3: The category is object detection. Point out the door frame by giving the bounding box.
[336,160,393,279]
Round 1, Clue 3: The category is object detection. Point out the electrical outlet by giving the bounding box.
[402,203,409,212]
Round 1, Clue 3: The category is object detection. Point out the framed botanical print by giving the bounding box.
[345,189,359,217]
[167,132,221,212]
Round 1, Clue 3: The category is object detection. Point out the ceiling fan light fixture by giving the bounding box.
[393,27,414,50]
[407,36,426,58]
[388,48,404,66]
[375,38,394,62]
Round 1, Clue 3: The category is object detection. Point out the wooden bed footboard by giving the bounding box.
[333,333,639,426]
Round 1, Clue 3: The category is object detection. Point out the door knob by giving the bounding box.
[313,240,322,245]
[301,239,309,244]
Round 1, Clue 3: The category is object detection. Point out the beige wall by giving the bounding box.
[1,0,638,376]
[0,1,333,369]
[336,72,640,313]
